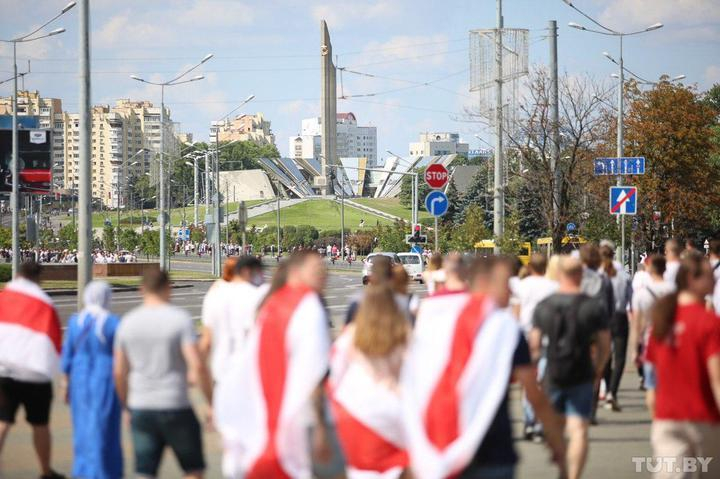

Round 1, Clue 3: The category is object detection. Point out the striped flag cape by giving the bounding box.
[214,284,331,479]
[401,291,520,479]
[0,278,62,381]
[327,327,408,479]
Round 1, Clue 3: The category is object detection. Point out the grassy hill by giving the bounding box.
[352,197,432,222]
[248,199,393,232]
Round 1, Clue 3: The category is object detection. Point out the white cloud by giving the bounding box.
[597,0,720,31]
[279,99,318,118]
[705,65,720,86]
[311,1,399,28]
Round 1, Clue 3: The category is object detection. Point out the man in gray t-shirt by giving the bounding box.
[114,270,212,478]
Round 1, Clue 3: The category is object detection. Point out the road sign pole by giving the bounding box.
[434,216,439,253]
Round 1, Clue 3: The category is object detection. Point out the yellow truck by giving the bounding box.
[473,240,532,265]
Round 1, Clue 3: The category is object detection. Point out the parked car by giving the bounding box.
[362,252,401,285]
[398,252,425,283]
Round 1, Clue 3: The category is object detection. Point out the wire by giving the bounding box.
[343,47,468,69]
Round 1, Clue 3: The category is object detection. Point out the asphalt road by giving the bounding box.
[1,272,653,478]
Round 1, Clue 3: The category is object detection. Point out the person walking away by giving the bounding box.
[646,254,720,478]
[402,256,565,479]
[631,255,674,415]
[199,256,266,383]
[513,253,559,441]
[390,264,420,322]
[600,244,632,412]
[0,261,65,478]
[422,253,445,295]
[60,281,122,479]
[579,243,614,422]
[664,239,682,285]
[214,251,332,479]
[201,257,238,337]
[328,285,410,478]
[531,256,611,479]
[114,270,213,479]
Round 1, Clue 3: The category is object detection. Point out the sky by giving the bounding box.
[1,0,719,162]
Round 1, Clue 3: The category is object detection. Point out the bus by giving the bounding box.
[473,239,532,265]
[536,235,587,257]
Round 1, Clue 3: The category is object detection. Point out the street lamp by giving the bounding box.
[130,53,213,270]
[210,97,254,276]
[114,148,146,250]
[0,1,75,276]
[564,0,663,267]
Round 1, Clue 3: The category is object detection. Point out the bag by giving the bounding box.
[546,294,588,387]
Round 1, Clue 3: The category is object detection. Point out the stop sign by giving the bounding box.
[424,164,449,189]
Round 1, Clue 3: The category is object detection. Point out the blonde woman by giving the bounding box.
[328,285,411,479]
[422,253,445,295]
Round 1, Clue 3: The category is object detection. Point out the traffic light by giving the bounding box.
[413,224,421,241]
[406,224,427,244]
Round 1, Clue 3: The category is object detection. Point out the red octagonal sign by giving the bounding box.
[424,163,449,189]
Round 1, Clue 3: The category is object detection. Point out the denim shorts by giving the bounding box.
[643,362,657,390]
[547,382,594,419]
[130,408,205,476]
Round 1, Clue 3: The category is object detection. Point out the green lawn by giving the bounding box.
[353,197,432,222]
[249,199,393,231]
[90,200,267,228]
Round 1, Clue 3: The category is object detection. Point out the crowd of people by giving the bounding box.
[0,248,138,264]
[0,238,719,479]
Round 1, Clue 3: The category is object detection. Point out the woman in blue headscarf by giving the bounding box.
[61,280,122,479]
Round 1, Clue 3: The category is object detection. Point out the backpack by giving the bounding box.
[546,294,589,387]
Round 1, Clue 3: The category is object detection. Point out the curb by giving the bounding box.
[46,283,194,297]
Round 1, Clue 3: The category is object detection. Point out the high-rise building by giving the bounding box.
[289,112,377,166]
[209,112,275,146]
[409,132,469,157]
[63,99,179,207]
[0,90,65,187]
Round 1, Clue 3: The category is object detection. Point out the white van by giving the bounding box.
[398,252,425,283]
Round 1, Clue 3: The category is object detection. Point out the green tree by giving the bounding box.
[0,226,11,249]
[377,221,408,252]
[494,210,524,255]
[399,169,430,210]
[118,228,141,251]
[102,225,116,250]
[449,205,491,252]
[58,224,77,250]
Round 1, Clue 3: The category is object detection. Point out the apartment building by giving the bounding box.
[210,112,275,146]
[409,132,469,157]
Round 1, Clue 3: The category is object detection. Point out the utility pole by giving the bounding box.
[214,136,221,275]
[493,0,505,253]
[340,177,345,259]
[617,36,626,267]
[204,151,210,211]
[77,0,92,308]
[10,41,19,276]
[549,20,560,236]
[225,182,229,245]
[193,155,199,226]
[275,183,281,258]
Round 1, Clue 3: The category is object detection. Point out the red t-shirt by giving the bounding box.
[647,303,720,422]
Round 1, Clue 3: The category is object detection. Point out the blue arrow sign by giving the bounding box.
[425,190,449,217]
[609,186,638,215]
[567,222,577,232]
[594,157,645,176]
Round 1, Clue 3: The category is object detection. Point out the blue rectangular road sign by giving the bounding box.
[609,186,638,215]
[594,157,645,176]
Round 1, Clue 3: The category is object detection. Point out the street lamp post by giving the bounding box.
[211,95,254,276]
[130,53,213,270]
[565,0,663,267]
[115,150,144,250]
[1,2,75,276]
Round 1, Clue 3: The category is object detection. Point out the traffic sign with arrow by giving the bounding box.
[425,190,449,217]
[609,186,638,215]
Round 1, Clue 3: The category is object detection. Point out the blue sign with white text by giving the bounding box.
[424,190,449,217]
[594,157,645,176]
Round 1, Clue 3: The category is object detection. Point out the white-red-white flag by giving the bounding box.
[214,284,330,479]
[0,278,62,381]
[401,292,520,479]
[327,328,408,479]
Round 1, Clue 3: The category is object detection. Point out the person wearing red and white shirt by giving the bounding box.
[214,251,331,479]
[328,284,410,479]
[0,261,65,479]
[646,254,720,478]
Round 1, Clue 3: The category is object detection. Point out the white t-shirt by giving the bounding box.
[632,279,675,328]
[203,281,267,382]
[664,261,680,287]
[513,275,558,334]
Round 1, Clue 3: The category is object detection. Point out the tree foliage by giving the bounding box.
[448,205,491,252]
